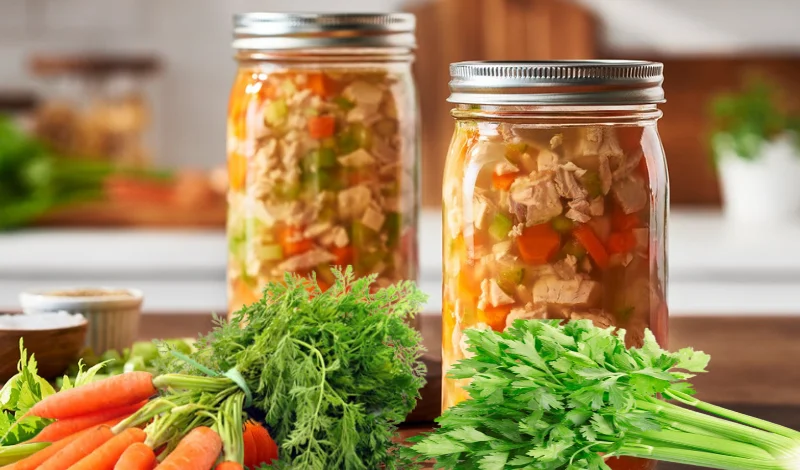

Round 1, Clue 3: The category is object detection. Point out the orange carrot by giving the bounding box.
[516,223,561,265]
[491,171,520,191]
[308,116,335,139]
[245,422,278,465]
[156,426,222,470]
[70,428,146,470]
[607,231,637,255]
[32,401,147,443]
[242,426,257,469]
[29,372,155,420]
[114,443,156,470]
[38,425,115,470]
[573,224,610,269]
[1,428,89,470]
[611,207,641,231]
[228,152,247,192]
[305,73,330,98]
[278,226,313,257]
[478,305,512,332]
[330,245,353,266]
[214,463,243,470]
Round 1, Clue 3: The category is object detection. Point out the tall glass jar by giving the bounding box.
[442,61,668,470]
[227,13,420,314]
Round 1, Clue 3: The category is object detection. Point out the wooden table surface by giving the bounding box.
[139,313,800,469]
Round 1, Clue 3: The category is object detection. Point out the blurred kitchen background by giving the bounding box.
[3,0,800,319]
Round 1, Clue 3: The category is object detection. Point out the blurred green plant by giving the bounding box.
[0,114,113,230]
[709,78,800,163]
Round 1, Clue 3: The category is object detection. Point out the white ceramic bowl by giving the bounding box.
[19,288,143,353]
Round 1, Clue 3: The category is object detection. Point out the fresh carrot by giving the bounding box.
[245,422,278,465]
[155,426,222,470]
[1,428,87,470]
[516,223,561,265]
[228,152,247,192]
[573,224,610,269]
[114,442,156,470]
[607,231,637,255]
[29,372,155,420]
[214,463,243,470]
[308,116,336,139]
[38,425,115,470]
[278,226,312,257]
[70,428,146,470]
[305,73,330,98]
[32,401,147,443]
[491,171,520,191]
[242,425,257,469]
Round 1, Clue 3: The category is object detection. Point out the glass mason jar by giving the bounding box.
[227,13,420,314]
[442,61,668,470]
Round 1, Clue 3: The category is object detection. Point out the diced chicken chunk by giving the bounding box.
[532,278,601,307]
[277,249,335,272]
[552,255,579,280]
[338,185,372,219]
[613,150,644,180]
[509,172,563,226]
[473,193,493,230]
[598,154,612,195]
[554,165,588,200]
[361,204,386,231]
[565,199,591,223]
[505,304,548,328]
[304,222,332,238]
[568,309,614,328]
[342,80,384,106]
[611,175,648,214]
[338,148,376,167]
[537,149,559,171]
[478,279,515,310]
[495,161,519,176]
[575,127,624,165]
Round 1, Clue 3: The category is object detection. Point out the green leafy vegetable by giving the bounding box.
[0,340,55,445]
[409,319,800,470]
[153,267,427,469]
[709,78,800,162]
[0,115,112,230]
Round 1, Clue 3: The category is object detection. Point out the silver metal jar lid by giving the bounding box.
[448,60,665,105]
[232,13,416,51]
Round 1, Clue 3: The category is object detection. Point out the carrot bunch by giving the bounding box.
[1,371,281,470]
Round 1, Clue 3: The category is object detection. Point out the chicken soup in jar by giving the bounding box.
[442,61,669,470]
[227,13,420,313]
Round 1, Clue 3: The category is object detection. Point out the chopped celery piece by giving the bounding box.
[333,96,355,111]
[580,170,603,198]
[497,267,524,294]
[337,124,372,154]
[562,239,587,259]
[264,99,288,126]
[351,123,373,149]
[320,137,337,150]
[304,148,337,171]
[280,80,296,96]
[304,107,319,117]
[505,142,528,160]
[551,215,574,234]
[384,212,401,248]
[256,243,284,261]
[357,249,385,271]
[302,171,333,192]
[274,181,301,200]
[488,213,513,241]
[337,132,359,155]
[352,220,378,247]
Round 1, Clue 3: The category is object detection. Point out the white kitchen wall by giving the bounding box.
[1,0,798,169]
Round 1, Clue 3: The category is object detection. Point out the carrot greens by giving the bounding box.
[409,319,800,470]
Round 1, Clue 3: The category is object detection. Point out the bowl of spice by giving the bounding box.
[19,287,143,353]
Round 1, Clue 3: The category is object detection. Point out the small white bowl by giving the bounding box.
[19,288,143,353]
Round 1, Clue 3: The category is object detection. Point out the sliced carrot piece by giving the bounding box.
[573,224,609,269]
[478,304,512,332]
[607,231,637,254]
[516,223,561,266]
[491,171,520,191]
[611,208,641,231]
[308,116,336,139]
[331,246,353,266]
[227,152,247,192]
[305,73,330,97]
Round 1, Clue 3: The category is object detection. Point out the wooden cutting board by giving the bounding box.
[34,199,227,229]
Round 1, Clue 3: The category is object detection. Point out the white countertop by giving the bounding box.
[2,208,799,316]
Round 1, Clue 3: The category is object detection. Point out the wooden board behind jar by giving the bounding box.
[402,0,599,208]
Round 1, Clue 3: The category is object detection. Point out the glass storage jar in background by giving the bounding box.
[442,61,668,469]
[29,54,160,167]
[227,13,420,314]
